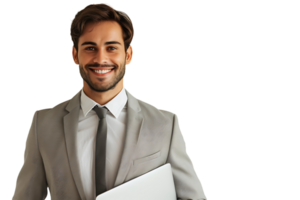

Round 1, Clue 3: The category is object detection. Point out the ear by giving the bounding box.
[125,45,133,65]
[72,46,79,64]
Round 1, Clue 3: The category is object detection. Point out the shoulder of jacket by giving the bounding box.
[136,98,175,119]
[35,99,71,119]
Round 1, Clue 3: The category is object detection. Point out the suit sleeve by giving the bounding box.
[167,114,207,200]
[12,111,48,200]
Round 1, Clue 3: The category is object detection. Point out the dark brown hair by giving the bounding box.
[70,4,134,52]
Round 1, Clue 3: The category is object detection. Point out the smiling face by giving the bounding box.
[72,20,132,93]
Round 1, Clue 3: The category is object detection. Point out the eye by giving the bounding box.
[85,47,96,51]
[108,46,117,51]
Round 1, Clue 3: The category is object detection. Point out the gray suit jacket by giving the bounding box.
[12,89,206,200]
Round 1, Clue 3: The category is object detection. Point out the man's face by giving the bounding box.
[72,20,132,93]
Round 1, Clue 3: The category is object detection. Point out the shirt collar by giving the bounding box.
[80,87,127,119]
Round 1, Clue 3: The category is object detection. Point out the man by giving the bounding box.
[12,3,206,200]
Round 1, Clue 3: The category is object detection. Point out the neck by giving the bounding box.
[83,80,123,105]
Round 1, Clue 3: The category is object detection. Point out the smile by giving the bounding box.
[94,69,112,74]
[89,68,114,77]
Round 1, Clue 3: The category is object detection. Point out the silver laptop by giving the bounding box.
[96,163,176,200]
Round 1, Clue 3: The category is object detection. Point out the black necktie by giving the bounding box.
[93,105,108,196]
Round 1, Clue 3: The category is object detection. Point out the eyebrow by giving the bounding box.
[81,41,121,46]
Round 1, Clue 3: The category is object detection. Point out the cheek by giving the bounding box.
[111,52,125,61]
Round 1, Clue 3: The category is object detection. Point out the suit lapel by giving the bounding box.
[63,90,86,200]
[113,89,144,187]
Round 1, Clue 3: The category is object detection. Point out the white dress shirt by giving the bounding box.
[76,87,128,200]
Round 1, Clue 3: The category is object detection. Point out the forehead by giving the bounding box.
[79,20,123,44]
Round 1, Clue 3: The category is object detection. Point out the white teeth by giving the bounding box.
[94,69,112,74]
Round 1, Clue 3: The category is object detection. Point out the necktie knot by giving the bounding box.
[93,105,108,119]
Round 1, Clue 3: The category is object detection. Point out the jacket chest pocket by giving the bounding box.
[133,151,161,166]
[129,151,162,179]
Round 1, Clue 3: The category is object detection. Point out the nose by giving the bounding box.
[93,48,108,64]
